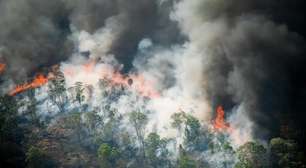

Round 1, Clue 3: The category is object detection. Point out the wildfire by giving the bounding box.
[8,58,160,98]
[9,74,49,96]
[106,72,160,98]
[213,106,232,132]
[128,74,160,98]
[0,63,6,73]
[62,60,160,99]
[83,60,96,73]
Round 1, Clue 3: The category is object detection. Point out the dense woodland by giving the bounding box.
[0,72,305,168]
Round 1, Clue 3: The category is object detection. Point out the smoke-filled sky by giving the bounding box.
[1,0,306,145]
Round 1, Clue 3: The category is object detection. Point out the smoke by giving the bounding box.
[171,0,305,140]
[0,0,182,81]
[1,0,306,151]
[0,0,71,80]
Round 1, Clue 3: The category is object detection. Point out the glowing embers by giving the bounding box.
[213,106,232,132]
[0,63,6,73]
[9,74,49,96]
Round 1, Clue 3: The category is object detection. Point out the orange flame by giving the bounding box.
[83,60,96,73]
[9,74,49,96]
[128,74,160,98]
[213,106,232,132]
[0,63,6,74]
[62,60,160,99]
[106,72,160,98]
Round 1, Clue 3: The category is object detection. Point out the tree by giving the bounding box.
[65,112,83,143]
[83,110,103,136]
[178,155,197,168]
[26,146,56,168]
[270,137,305,168]
[170,112,201,149]
[129,111,148,164]
[145,132,171,168]
[0,95,26,167]
[97,143,120,168]
[177,146,197,168]
[74,82,85,107]
[235,142,267,168]
[48,71,67,112]
[25,89,40,126]
[171,112,185,130]
[184,115,201,146]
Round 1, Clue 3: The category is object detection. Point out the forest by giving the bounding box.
[0,69,305,168]
[1,0,306,167]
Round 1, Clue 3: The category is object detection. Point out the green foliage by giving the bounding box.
[178,155,197,168]
[65,112,84,143]
[65,112,81,129]
[0,95,26,167]
[185,115,201,144]
[270,138,305,168]
[128,110,148,142]
[235,142,267,168]
[0,95,19,141]
[26,146,56,168]
[129,111,148,164]
[48,73,67,112]
[145,132,171,167]
[3,78,306,168]
[97,143,120,168]
[171,112,185,129]
[84,110,102,133]
[171,112,201,148]
[129,111,148,128]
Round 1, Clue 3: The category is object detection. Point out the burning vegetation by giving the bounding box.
[9,74,49,96]
[0,63,5,74]
[213,106,232,132]
[8,60,159,99]
[0,0,306,167]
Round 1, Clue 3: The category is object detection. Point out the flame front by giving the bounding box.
[62,60,160,99]
[9,74,49,96]
[0,63,6,74]
[213,106,232,132]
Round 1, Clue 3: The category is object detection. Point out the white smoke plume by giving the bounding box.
[2,0,306,167]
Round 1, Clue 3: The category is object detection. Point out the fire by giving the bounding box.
[0,63,6,73]
[106,72,160,98]
[83,60,96,73]
[61,60,160,99]
[128,74,160,98]
[213,106,232,132]
[9,74,49,96]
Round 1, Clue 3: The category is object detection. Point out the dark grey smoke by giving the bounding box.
[0,0,182,81]
[190,0,306,139]
[0,0,305,142]
[0,0,72,81]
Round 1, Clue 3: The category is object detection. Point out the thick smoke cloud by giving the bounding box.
[0,0,305,143]
[0,0,181,81]
[0,0,72,81]
[172,0,306,139]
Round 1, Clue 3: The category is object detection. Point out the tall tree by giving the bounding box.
[97,143,120,168]
[129,110,148,164]
[48,71,67,112]
[145,132,171,168]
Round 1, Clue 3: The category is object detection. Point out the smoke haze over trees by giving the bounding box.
[0,0,306,167]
